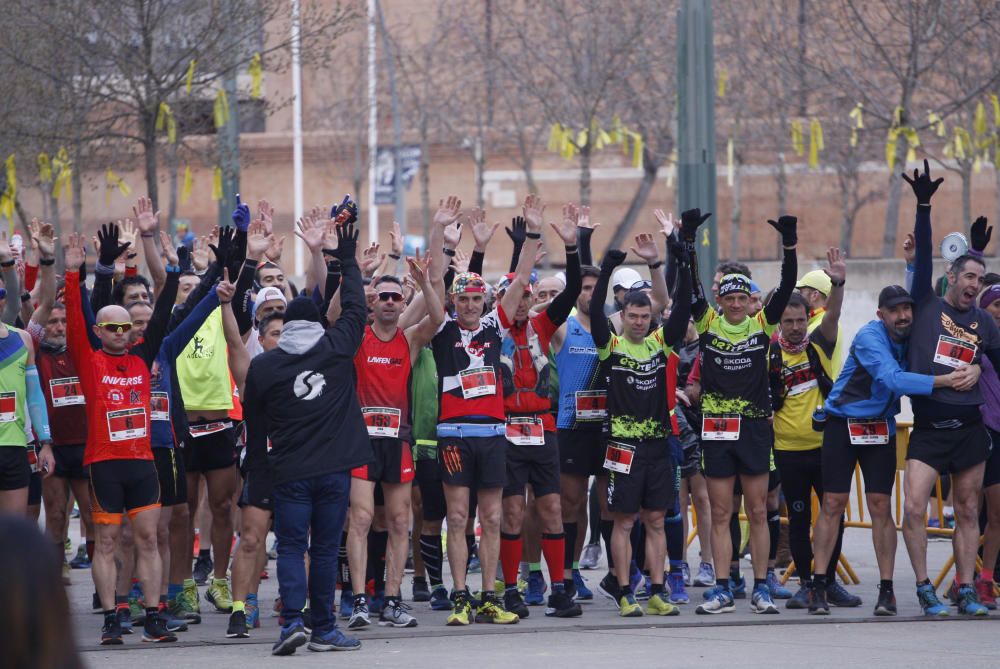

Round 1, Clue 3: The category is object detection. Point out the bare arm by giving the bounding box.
[404,251,444,360]
[818,247,845,344]
[500,194,543,318]
[28,220,56,328]
[134,197,166,297]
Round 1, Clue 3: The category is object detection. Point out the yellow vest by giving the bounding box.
[176,309,234,411]
[773,339,836,452]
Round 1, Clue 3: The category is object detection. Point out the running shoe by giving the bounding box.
[701,584,723,600]
[141,612,178,643]
[192,553,213,586]
[525,571,546,605]
[69,545,91,569]
[647,592,681,616]
[750,583,779,614]
[729,574,747,599]
[348,594,371,629]
[579,542,602,570]
[808,584,830,615]
[475,598,519,624]
[695,588,735,615]
[205,578,233,612]
[618,593,644,617]
[956,584,989,616]
[786,584,809,609]
[667,572,689,604]
[100,612,123,645]
[174,578,202,623]
[504,588,530,618]
[916,583,949,617]
[430,585,453,611]
[682,561,692,586]
[447,594,473,626]
[573,569,594,601]
[693,561,715,587]
[597,573,620,603]
[975,578,997,610]
[307,627,361,652]
[64,537,72,554]
[245,594,260,628]
[272,621,308,656]
[116,605,133,634]
[159,607,188,633]
[379,598,418,627]
[226,610,249,638]
[128,596,146,625]
[545,589,582,618]
[70,505,80,519]
[874,585,896,616]
[467,552,481,574]
[340,589,354,619]
[412,577,431,602]
[767,570,792,599]
[826,581,862,607]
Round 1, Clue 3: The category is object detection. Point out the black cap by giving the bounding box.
[283,295,321,323]
[878,285,914,308]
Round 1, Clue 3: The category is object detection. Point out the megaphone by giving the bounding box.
[940,232,968,262]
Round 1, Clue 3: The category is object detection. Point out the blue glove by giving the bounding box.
[331,194,359,225]
[231,193,251,231]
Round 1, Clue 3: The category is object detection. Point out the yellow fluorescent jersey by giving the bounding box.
[808,309,842,375]
[773,328,836,452]
[176,308,234,412]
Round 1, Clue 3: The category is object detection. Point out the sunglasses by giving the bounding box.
[378,291,405,303]
[629,280,653,291]
[96,322,133,334]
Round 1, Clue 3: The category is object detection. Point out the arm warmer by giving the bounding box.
[589,264,614,350]
[25,365,51,442]
[546,249,581,326]
[911,206,933,304]
[762,247,798,325]
[578,227,594,266]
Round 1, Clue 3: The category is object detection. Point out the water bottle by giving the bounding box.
[812,405,827,433]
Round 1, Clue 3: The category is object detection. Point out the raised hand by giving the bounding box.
[118,219,137,252]
[257,199,275,234]
[900,159,943,205]
[209,226,235,269]
[159,230,179,266]
[406,248,432,286]
[452,247,470,274]
[654,209,678,239]
[602,249,627,270]
[231,193,251,231]
[434,196,462,228]
[265,235,285,263]
[550,203,579,245]
[443,219,463,248]
[522,194,545,232]
[971,215,993,253]
[361,242,385,277]
[680,208,712,243]
[630,232,660,265]
[469,208,500,249]
[295,215,326,252]
[331,194,359,225]
[246,221,272,259]
[133,196,160,234]
[825,247,846,284]
[216,267,236,303]
[902,232,915,265]
[506,216,527,245]
[576,205,598,232]
[97,223,130,266]
[30,218,55,259]
[390,221,404,257]
[334,219,359,261]
[192,236,210,272]
[63,233,86,269]
[766,215,798,248]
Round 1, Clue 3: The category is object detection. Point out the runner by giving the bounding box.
[809,283,973,615]
[686,209,798,616]
[975,282,1000,610]
[346,251,443,630]
[63,231,176,645]
[433,194,540,626]
[588,230,691,618]
[899,161,1000,617]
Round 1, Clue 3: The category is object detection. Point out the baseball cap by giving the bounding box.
[252,286,287,321]
[612,267,643,291]
[495,272,532,296]
[877,285,914,309]
[796,269,832,296]
[718,273,752,297]
[450,272,487,295]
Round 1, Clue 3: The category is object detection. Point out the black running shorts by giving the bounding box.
[557,428,606,477]
[438,434,507,489]
[503,431,561,498]
[0,446,31,491]
[153,448,188,507]
[89,459,160,524]
[821,416,896,496]
[52,444,89,480]
[606,438,674,514]
[908,420,990,475]
[701,418,773,478]
[182,421,237,473]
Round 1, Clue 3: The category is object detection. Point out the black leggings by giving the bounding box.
[774,448,843,582]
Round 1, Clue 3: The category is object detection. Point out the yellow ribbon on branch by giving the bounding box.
[927,111,945,138]
[808,119,824,168]
[105,168,131,204]
[791,120,804,156]
[547,117,644,168]
[185,59,197,93]
[52,147,72,201]
[37,153,51,184]
[181,166,193,205]
[212,167,223,201]
[975,101,988,138]
[156,102,177,144]
[213,90,230,129]
[248,53,262,99]
[717,68,727,98]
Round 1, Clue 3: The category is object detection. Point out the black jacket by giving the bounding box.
[242,256,371,485]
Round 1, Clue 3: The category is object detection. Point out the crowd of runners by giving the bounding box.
[6,160,1000,655]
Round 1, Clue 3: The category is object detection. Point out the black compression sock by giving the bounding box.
[880,579,893,593]
[600,520,615,569]
[813,574,828,589]
[768,512,780,561]
[563,522,578,570]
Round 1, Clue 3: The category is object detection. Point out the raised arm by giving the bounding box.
[431,196,461,287]
[404,251,445,358]
[504,215,527,273]
[134,197,166,297]
[62,235,94,369]
[28,220,56,329]
[500,195,542,318]
[590,250,627,350]
[545,204,583,326]
[662,235,692,347]
[762,215,798,325]
[325,219,367,353]
[818,247,846,344]
[630,232,668,314]
[576,206,597,266]
[679,208,712,322]
[901,159,943,304]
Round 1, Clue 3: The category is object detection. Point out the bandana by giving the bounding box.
[718,273,751,297]
[778,331,810,355]
[450,272,487,295]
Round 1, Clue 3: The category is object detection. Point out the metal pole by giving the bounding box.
[677,0,717,297]
[291,0,305,278]
[376,0,405,243]
[367,0,379,245]
[217,0,241,228]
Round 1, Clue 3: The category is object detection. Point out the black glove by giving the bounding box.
[767,215,798,247]
[97,223,130,267]
[334,220,359,261]
[901,159,944,205]
[971,216,993,253]
[177,246,192,272]
[666,231,689,264]
[209,226,235,271]
[602,249,627,272]
[506,216,527,245]
[680,208,712,243]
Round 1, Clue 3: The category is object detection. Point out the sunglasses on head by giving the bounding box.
[96,322,133,334]
[378,291,404,303]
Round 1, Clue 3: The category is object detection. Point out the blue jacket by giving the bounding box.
[824,320,934,434]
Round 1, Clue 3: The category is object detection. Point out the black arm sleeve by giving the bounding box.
[168,263,220,332]
[589,264,614,350]
[546,249,581,327]
[686,240,708,322]
[470,250,485,276]
[912,205,933,304]
[320,261,342,328]
[578,227,594,266]
[232,259,257,335]
[90,270,113,313]
[137,272,180,366]
[662,254,692,347]
[763,247,798,325]
[324,256,367,354]
[508,240,524,274]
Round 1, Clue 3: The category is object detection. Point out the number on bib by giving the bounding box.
[505,417,545,445]
[847,419,890,445]
[50,377,84,407]
[701,414,741,441]
[933,335,977,369]
[106,408,147,441]
[603,441,635,474]
[362,407,402,438]
[574,390,607,420]
[459,367,497,399]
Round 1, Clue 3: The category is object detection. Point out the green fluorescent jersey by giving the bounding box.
[597,328,674,440]
[410,346,439,461]
[696,309,775,419]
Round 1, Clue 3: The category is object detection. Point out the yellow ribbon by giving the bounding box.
[808,119,824,168]
[4,154,15,202]
[249,53,262,99]
[927,111,945,138]
[993,95,1000,127]
[727,138,734,186]
[156,102,177,144]
[848,103,864,129]
[892,106,904,127]
[105,168,131,204]
[791,120,804,156]
[975,101,987,137]
[52,147,72,201]
[547,123,562,152]
[181,166,193,205]
[717,68,727,98]
[213,90,230,129]
[185,59,197,93]
[212,167,223,201]
[37,153,51,184]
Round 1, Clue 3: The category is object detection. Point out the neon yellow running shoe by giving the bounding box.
[475,599,519,624]
[206,578,233,612]
[619,593,644,617]
[647,593,680,616]
[446,596,473,626]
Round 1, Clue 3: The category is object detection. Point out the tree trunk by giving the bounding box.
[730,161,742,260]
[839,176,853,256]
[71,155,82,234]
[775,151,787,259]
[961,162,972,237]
[579,141,592,206]
[419,116,431,244]
[167,142,178,228]
[142,109,159,208]
[605,153,661,254]
[475,135,486,210]
[880,138,908,257]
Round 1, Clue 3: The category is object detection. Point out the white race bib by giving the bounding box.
[459,367,496,399]
[363,407,402,438]
[847,419,890,445]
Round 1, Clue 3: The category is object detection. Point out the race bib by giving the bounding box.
[847,419,890,445]
[363,407,401,438]
[0,391,16,423]
[787,378,818,397]
[50,377,84,407]
[702,414,741,441]
[505,416,545,446]
[150,392,170,422]
[604,440,635,474]
[107,407,147,441]
[933,335,977,369]
[26,447,38,473]
[459,367,496,399]
[189,421,231,439]
[575,390,607,420]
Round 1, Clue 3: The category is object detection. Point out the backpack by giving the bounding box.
[768,339,833,413]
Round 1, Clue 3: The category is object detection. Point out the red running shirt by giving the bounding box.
[354,326,412,442]
[65,271,153,465]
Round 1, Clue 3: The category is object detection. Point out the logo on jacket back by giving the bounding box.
[293,370,326,400]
